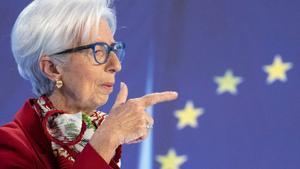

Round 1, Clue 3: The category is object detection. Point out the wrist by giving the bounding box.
[89,127,120,163]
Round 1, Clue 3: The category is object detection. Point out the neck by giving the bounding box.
[48,90,91,114]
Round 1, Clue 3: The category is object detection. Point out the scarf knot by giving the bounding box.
[32,96,121,169]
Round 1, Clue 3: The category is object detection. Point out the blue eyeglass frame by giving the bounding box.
[49,41,125,64]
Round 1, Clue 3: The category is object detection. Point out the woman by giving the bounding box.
[0,0,178,168]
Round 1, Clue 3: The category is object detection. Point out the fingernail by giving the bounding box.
[171,91,178,97]
[120,82,124,88]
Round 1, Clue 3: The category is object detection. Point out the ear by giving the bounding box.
[39,55,63,81]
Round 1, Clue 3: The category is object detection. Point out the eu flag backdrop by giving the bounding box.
[0,0,299,169]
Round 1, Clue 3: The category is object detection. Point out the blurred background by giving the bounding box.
[0,0,299,169]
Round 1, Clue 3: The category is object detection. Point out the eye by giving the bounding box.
[95,49,104,54]
[94,49,106,63]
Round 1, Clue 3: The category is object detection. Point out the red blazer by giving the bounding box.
[0,99,121,169]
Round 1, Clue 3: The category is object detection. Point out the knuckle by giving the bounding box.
[140,115,147,121]
[127,99,139,107]
[149,118,154,125]
[136,128,145,136]
[144,113,153,123]
[137,122,145,129]
[139,128,147,135]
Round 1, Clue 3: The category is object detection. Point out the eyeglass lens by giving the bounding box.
[94,43,125,64]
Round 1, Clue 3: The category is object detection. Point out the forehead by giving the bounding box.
[82,19,115,45]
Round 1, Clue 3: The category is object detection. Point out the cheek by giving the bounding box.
[76,73,98,96]
[74,72,108,102]
[62,68,93,95]
[61,59,109,107]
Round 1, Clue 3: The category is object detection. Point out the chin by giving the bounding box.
[95,95,109,107]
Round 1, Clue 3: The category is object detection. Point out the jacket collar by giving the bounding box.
[14,99,57,168]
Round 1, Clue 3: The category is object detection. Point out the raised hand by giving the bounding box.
[90,82,178,163]
[106,82,178,144]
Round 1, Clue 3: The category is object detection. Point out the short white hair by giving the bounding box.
[11,0,116,96]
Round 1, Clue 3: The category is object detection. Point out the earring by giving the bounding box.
[55,80,63,89]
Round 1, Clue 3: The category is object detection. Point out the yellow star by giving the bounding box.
[156,149,187,169]
[174,101,204,129]
[214,69,243,95]
[263,55,293,84]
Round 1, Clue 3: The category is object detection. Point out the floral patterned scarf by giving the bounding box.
[32,95,121,169]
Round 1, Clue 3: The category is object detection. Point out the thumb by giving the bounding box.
[112,82,128,109]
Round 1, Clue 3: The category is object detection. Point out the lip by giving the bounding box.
[101,82,114,92]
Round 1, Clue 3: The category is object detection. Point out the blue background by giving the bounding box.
[0,0,299,169]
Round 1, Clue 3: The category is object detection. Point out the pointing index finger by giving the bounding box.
[139,91,178,107]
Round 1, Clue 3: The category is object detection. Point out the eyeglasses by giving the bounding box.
[49,42,125,64]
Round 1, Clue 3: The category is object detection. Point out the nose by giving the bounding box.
[105,52,122,73]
